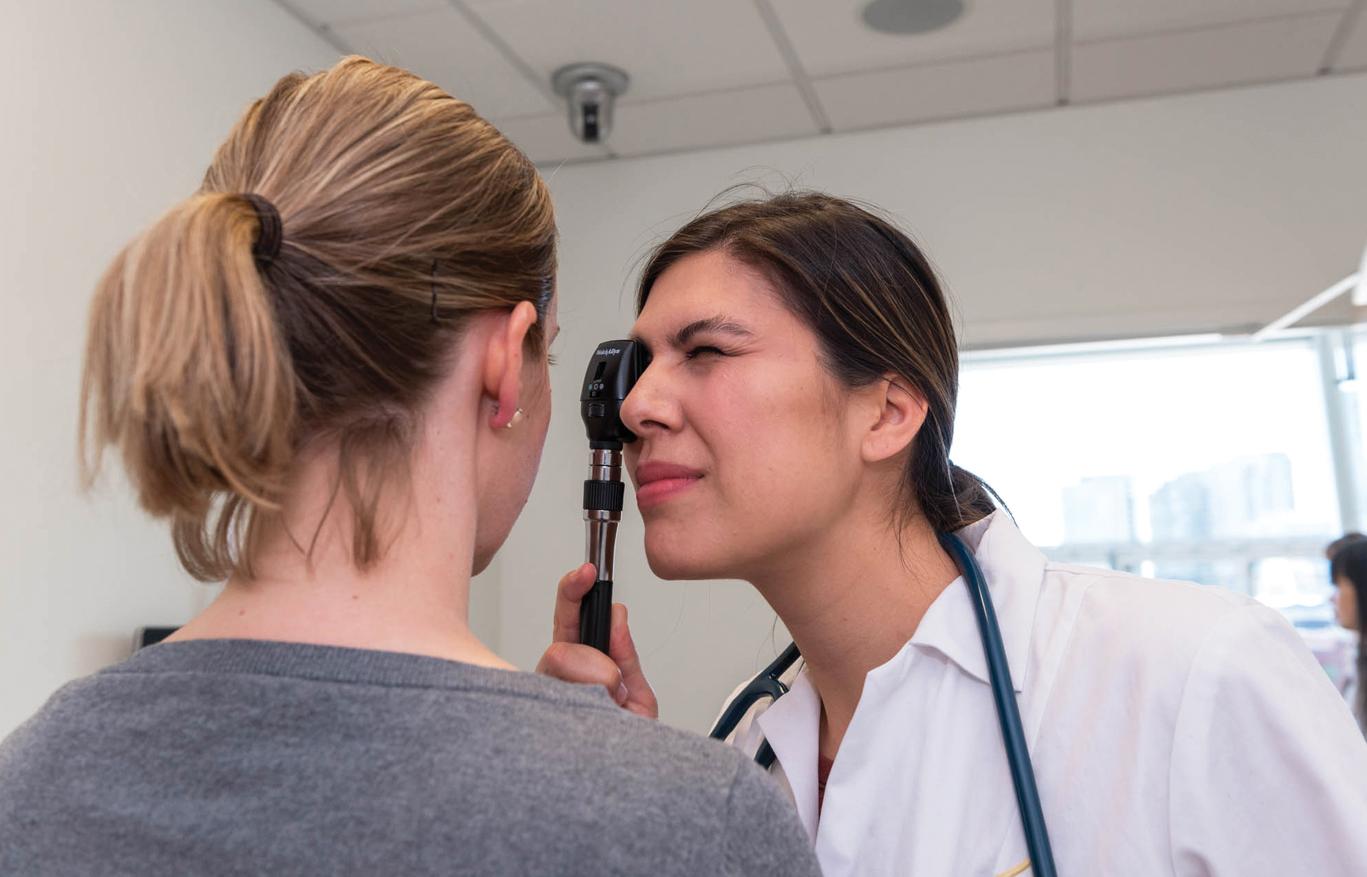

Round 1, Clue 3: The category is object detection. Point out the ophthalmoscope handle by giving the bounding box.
[581,454,624,653]
[578,579,614,654]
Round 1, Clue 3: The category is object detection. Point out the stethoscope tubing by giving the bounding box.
[938,532,1057,877]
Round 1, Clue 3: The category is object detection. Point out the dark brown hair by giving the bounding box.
[637,190,995,534]
[81,57,556,581]
[1327,532,1367,561]
[1332,541,1367,725]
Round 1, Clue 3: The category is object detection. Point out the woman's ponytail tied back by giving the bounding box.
[80,191,296,579]
[911,442,997,535]
[945,462,999,530]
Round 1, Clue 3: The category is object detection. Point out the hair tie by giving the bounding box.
[242,194,282,266]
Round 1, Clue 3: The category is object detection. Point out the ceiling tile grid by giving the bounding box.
[1335,6,1367,69]
[328,5,554,118]
[813,49,1056,131]
[609,82,819,157]
[767,0,1057,75]
[277,0,1367,165]
[465,0,792,103]
[287,0,442,29]
[1071,12,1344,103]
[1071,0,1349,42]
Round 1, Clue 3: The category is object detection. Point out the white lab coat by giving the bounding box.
[718,511,1367,876]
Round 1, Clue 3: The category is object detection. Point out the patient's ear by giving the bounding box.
[481,301,538,429]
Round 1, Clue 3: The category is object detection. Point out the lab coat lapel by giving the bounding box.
[911,511,1047,693]
[815,511,1049,874]
[754,669,823,841]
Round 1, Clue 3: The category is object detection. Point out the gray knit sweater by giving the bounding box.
[0,639,819,876]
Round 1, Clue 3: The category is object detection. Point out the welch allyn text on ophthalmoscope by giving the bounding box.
[578,340,648,653]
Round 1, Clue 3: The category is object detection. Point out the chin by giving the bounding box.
[644,552,699,581]
[642,524,728,581]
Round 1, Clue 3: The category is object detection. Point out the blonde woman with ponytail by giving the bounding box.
[0,59,817,877]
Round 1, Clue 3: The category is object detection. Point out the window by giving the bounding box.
[954,335,1344,631]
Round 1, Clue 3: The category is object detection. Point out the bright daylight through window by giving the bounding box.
[955,333,1363,669]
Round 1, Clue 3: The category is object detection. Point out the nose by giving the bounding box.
[622,356,679,439]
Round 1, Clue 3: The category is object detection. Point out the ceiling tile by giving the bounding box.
[463,0,790,102]
[331,6,554,118]
[1071,13,1341,103]
[814,50,1055,131]
[1073,0,1348,42]
[492,113,610,165]
[768,0,1055,77]
[284,0,443,29]
[1335,9,1367,70]
[607,83,819,158]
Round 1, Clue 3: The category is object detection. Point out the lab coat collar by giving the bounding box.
[752,511,1045,842]
[754,667,823,841]
[908,510,1046,693]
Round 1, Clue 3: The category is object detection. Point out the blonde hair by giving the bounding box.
[80,57,556,581]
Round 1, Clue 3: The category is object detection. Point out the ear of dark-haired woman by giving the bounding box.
[860,375,929,465]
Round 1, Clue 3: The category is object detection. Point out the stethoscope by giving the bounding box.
[707,531,1058,877]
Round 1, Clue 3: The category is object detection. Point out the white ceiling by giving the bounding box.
[278,0,1367,164]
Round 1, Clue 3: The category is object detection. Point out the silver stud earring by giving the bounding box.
[493,403,525,429]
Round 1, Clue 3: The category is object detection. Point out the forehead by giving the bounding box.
[633,250,788,339]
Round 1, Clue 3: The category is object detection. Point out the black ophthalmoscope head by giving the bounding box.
[580,339,648,449]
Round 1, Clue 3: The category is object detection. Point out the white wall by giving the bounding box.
[0,2,341,738]
[497,73,1367,733]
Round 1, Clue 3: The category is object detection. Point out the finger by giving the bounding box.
[608,604,658,719]
[551,563,598,643]
[535,642,627,704]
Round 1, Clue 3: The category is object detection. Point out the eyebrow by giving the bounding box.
[636,316,754,349]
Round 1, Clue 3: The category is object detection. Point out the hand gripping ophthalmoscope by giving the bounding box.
[578,340,648,653]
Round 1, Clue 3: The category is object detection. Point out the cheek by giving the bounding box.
[711,373,848,517]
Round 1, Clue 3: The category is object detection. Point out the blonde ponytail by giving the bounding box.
[80,58,556,581]
[82,193,294,576]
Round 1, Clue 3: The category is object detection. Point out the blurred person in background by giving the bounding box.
[1313,532,1367,702]
[1333,539,1367,734]
[1326,532,1366,561]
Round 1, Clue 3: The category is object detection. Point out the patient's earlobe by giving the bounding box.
[482,302,538,429]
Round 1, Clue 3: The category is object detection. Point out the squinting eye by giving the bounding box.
[684,346,725,360]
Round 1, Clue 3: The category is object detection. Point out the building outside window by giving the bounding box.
[954,332,1358,655]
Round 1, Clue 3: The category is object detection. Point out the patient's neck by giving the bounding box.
[168,440,511,670]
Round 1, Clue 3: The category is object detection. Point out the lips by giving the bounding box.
[633,461,703,510]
